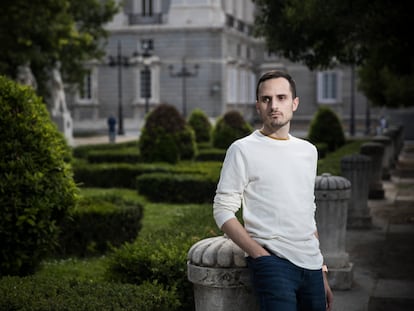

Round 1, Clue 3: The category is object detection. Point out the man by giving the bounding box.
[213,70,333,310]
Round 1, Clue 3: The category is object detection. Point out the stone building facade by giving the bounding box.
[67,0,379,136]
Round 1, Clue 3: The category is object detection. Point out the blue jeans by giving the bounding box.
[246,254,326,311]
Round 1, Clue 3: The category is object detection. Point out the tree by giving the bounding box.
[0,0,119,97]
[253,0,413,108]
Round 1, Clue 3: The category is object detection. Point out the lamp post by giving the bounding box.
[108,40,139,135]
[140,41,153,114]
[169,58,199,117]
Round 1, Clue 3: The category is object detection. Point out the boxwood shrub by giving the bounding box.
[55,192,144,257]
[188,108,212,143]
[139,104,197,163]
[72,140,138,159]
[0,275,180,311]
[0,76,78,276]
[136,173,217,203]
[195,148,226,162]
[73,163,171,188]
[106,203,221,311]
[87,148,141,164]
[212,110,253,149]
[308,106,346,152]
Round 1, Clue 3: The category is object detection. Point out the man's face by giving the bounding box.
[255,77,299,132]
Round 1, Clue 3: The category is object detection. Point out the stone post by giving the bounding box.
[383,125,404,162]
[360,142,385,199]
[341,154,372,229]
[187,236,259,311]
[315,173,353,290]
[372,135,393,179]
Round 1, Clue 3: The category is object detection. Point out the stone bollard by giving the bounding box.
[187,236,259,311]
[383,125,404,162]
[315,173,353,290]
[372,135,393,180]
[360,142,385,199]
[341,154,372,229]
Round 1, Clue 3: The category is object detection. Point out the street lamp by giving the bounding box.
[169,58,199,117]
[108,40,142,135]
[140,40,153,114]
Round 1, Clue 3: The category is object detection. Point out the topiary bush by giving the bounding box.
[56,192,144,257]
[308,106,346,152]
[212,110,253,149]
[188,108,212,143]
[0,76,78,276]
[139,103,197,163]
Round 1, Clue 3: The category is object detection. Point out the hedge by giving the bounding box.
[0,276,180,311]
[55,192,144,257]
[136,173,217,203]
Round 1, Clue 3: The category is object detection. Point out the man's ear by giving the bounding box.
[292,97,299,112]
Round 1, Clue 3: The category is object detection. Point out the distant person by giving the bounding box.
[213,70,333,310]
[107,115,117,143]
[376,115,388,135]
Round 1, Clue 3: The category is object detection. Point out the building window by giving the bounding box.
[142,0,153,16]
[317,71,342,104]
[79,70,92,100]
[227,67,237,103]
[140,68,151,99]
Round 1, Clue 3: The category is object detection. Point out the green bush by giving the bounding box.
[188,108,212,143]
[72,140,138,159]
[136,173,217,203]
[106,203,221,311]
[87,147,140,163]
[0,76,78,276]
[73,162,171,188]
[139,103,197,163]
[0,275,180,311]
[212,110,253,149]
[56,192,144,257]
[308,106,346,152]
[195,148,227,162]
[107,235,192,311]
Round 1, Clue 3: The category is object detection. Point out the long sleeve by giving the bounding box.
[213,143,247,228]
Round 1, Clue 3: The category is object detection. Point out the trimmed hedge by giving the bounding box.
[72,141,138,159]
[55,192,144,257]
[195,148,226,162]
[73,163,171,188]
[136,173,217,203]
[0,276,180,311]
[0,76,78,276]
[87,148,140,164]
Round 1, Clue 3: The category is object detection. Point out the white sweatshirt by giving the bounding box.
[213,130,323,270]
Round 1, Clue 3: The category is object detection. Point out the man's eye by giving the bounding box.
[262,97,271,103]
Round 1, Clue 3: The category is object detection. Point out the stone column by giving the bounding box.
[187,236,259,311]
[315,173,353,290]
[341,154,372,229]
[360,142,385,199]
[372,135,393,179]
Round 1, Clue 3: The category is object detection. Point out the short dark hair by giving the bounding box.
[255,70,297,100]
